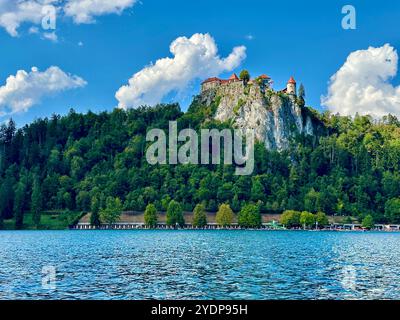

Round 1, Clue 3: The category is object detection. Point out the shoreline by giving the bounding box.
[2,228,400,233]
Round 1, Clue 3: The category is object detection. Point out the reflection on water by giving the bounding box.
[0,230,399,300]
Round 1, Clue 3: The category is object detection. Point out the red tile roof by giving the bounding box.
[259,74,271,79]
[229,73,239,81]
[201,77,221,84]
[288,76,296,84]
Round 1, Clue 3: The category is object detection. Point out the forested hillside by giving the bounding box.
[1,99,400,229]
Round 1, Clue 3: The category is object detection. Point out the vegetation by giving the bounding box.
[300,211,316,228]
[192,203,207,228]
[216,204,234,227]
[1,100,400,230]
[297,84,305,107]
[316,212,329,226]
[100,197,122,225]
[233,98,245,115]
[144,203,158,227]
[384,198,400,223]
[166,200,184,227]
[280,210,301,228]
[362,214,375,229]
[31,177,42,227]
[2,211,83,230]
[239,70,250,85]
[90,196,101,226]
[238,204,261,228]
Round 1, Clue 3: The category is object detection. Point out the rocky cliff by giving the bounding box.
[199,81,320,151]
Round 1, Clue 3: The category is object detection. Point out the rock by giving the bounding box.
[200,81,318,151]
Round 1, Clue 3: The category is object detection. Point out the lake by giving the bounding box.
[1,230,400,300]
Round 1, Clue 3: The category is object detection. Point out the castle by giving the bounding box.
[201,73,297,96]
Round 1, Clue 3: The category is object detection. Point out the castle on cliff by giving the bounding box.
[201,73,297,96]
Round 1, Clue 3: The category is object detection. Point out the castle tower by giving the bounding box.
[287,76,297,95]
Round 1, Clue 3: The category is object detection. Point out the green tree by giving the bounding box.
[76,191,91,211]
[31,178,42,227]
[385,198,400,223]
[144,203,158,227]
[238,203,261,228]
[216,204,234,227]
[362,214,375,229]
[297,83,305,107]
[100,197,122,225]
[90,196,101,227]
[280,210,301,228]
[300,211,316,229]
[239,70,250,85]
[316,212,329,227]
[250,177,265,202]
[166,200,184,227]
[0,176,14,227]
[14,180,27,229]
[192,203,207,228]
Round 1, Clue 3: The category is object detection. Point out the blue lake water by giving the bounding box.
[1,230,400,300]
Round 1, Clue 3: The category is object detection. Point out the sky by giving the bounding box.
[1,0,400,126]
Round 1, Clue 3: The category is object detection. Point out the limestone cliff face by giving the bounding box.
[200,82,317,151]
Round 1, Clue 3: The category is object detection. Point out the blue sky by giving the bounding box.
[1,0,400,125]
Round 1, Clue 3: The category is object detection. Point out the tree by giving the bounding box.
[250,177,265,202]
[192,203,207,228]
[100,197,122,225]
[76,191,91,211]
[238,204,261,228]
[31,178,42,227]
[90,196,101,227]
[216,204,234,227]
[298,83,305,107]
[239,70,250,85]
[14,180,27,229]
[166,200,184,227]
[0,176,14,227]
[300,211,316,229]
[280,210,301,228]
[385,198,400,223]
[144,203,158,227]
[362,214,374,229]
[316,212,329,227]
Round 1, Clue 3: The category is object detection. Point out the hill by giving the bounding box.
[1,84,400,229]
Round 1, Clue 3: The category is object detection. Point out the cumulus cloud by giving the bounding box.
[0,0,136,37]
[64,0,136,24]
[0,0,51,36]
[115,33,247,109]
[322,44,400,118]
[0,66,87,116]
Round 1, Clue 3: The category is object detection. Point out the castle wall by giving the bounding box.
[201,81,220,92]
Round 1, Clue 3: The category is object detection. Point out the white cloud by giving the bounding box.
[0,0,136,37]
[28,25,39,34]
[64,0,136,24]
[0,0,50,36]
[322,44,400,118]
[115,33,247,109]
[42,30,57,41]
[0,66,87,116]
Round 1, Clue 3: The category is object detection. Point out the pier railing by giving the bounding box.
[71,222,400,231]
